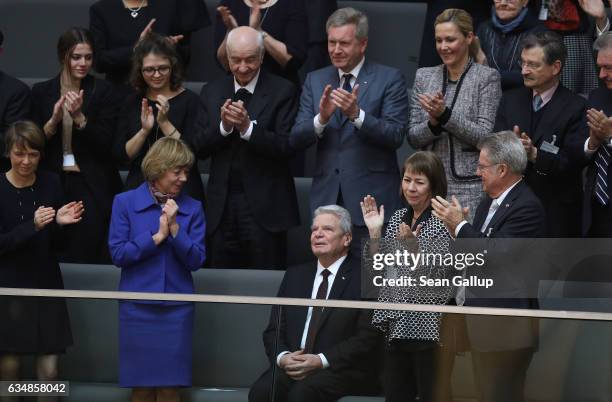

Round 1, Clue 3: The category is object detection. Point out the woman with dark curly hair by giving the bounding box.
[115,32,204,202]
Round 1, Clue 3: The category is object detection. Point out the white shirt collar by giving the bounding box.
[493,178,522,207]
[316,254,346,278]
[234,70,261,94]
[338,57,365,82]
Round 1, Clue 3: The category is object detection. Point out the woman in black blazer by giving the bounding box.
[30,27,122,263]
[115,33,205,203]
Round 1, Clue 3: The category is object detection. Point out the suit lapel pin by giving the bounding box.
[342,276,346,280]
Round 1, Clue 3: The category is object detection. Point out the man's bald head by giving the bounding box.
[226,26,265,86]
[226,26,264,59]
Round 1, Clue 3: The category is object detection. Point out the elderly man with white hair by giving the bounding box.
[432,131,545,402]
[193,26,299,269]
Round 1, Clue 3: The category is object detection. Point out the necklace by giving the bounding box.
[123,0,146,18]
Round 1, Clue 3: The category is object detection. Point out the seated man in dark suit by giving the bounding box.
[249,205,380,402]
[581,32,612,236]
[432,131,545,402]
[0,30,30,168]
[194,26,300,269]
[494,31,586,237]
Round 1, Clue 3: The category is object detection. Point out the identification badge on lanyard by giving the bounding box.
[540,134,560,155]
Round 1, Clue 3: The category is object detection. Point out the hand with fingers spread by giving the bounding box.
[283,352,322,380]
[217,6,238,30]
[360,195,384,238]
[330,84,360,120]
[154,95,170,125]
[513,125,537,162]
[56,201,84,226]
[34,206,57,231]
[431,195,469,235]
[138,18,156,43]
[140,98,155,133]
[318,84,337,125]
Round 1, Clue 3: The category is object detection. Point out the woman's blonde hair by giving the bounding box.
[141,137,194,182]
[434,8,478,60]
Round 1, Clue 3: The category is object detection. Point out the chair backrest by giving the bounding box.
[60,263,284,387]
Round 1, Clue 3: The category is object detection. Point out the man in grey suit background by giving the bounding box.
[291,7,409,250]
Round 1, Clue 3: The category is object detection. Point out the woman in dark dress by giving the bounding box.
[115,33,205,202]
[214,0,308,85]
[109,137,206,402]
[89,0,210,88]
[30,27,122,263]
[0,121,83,386]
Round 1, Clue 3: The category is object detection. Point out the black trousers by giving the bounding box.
[249,366,378,402]
[382,339,437,402]
[209,192,287,269]
[60,172,110,263]
[471,347,534,402]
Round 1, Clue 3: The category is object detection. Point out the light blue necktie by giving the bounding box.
[533,94,543,112]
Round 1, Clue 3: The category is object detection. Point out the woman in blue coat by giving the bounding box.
[108,136,206,402]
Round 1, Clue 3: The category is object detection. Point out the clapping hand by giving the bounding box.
[586,108,612,148]
[417,92,445,124]
[56,201,84,226]
[162,199,179,237]
[154,95,170,125]
[138,19,156,42]
[431,195,468,235]
[217,6,238,30]
[221,99,250,133]
[360,195,384,238]
[50,95,66,126]
[318,84,337,125]
[249,3,262,30]
[140,98,155,133]
[514,125,537,162]
[166,35,184,46]
[34,206,56,231]
[331,84,360,121]
[397,222,421,240]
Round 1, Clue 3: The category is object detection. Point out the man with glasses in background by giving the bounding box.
[493,31,586,237]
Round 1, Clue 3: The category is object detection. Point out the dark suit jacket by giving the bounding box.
[494,85,586,236]
[194,71,300,235]
[291,61,408,226]
[457,180,545,351]
[262,254,380,378]
[581,87,612,235]
[0,71,30,166]
[30,75,123,219]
